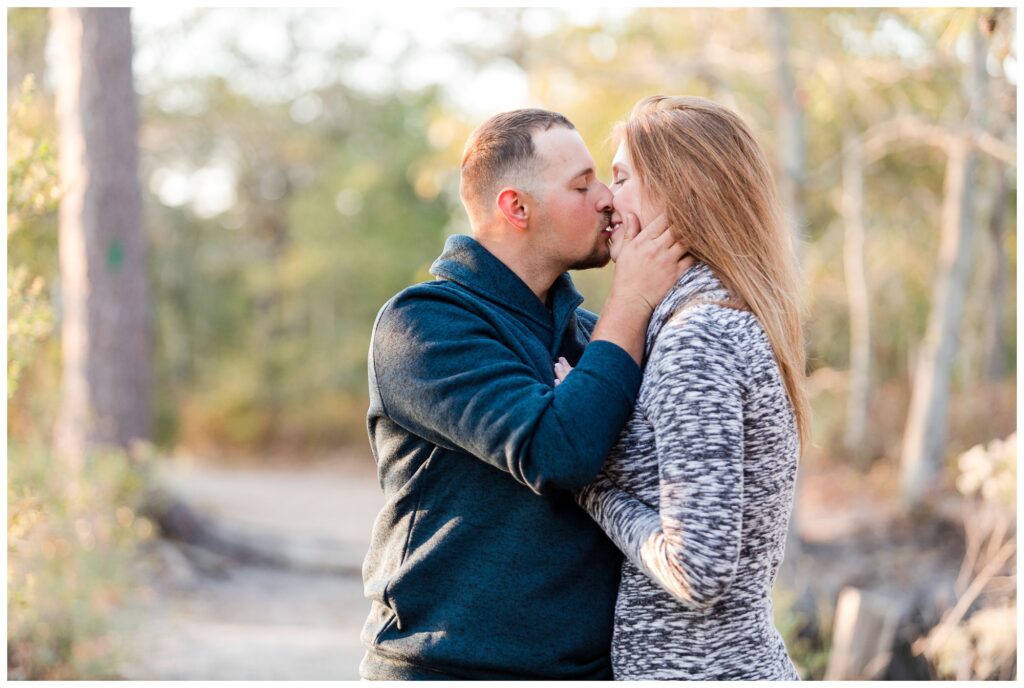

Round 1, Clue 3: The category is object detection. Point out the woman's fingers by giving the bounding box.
[655,226,680,250]
[629,211,685,261]
[631,212,683,254]
[647,216,689,258]
[638,212,671,240]
[665,240,686,260]
[553,356,573,383]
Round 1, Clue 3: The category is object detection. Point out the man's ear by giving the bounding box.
[496,187,531,230]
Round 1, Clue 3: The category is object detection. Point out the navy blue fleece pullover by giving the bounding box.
[360,234,641,680]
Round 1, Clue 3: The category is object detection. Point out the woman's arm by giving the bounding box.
[575,307,748,609]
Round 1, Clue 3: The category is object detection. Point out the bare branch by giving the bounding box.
[856,115,1016,170]
[861,115,955,163]
[975,130,1016,165]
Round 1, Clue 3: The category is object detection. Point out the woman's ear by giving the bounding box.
[496,187,530,230]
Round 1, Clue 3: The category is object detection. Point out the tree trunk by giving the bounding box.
[842,132,871,455]
[981,11,1017,386]
[768,7,807,245]
[984,164,1010,381]
[900,19,986,506]
[52,8,151,470]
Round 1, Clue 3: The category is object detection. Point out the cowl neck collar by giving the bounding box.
[644,261,731,361]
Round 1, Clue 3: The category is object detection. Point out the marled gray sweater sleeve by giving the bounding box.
[577,305,747,609]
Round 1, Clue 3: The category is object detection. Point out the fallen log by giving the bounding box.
[138,487,362,577]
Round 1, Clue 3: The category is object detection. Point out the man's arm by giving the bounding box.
[371,285,642,495]
[371,214,689,496]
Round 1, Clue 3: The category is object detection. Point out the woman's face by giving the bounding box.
[608,140,662,262]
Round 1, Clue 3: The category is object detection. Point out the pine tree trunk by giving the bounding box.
[842,133,871,455]
[900,19,986,506]
[52,8,151,469]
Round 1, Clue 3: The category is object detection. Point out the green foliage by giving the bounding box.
[132,10,1011,456]
[7,440,158,679]
[8,266,53,398]
[773,587,833,680]
[6,40,155,681]
[7,75,60,407]
[7,76,59,231]
[7,8,1016,462]
[7,8,49,94]
[138,39,453,451]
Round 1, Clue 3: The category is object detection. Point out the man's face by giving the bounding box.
[529,127,614,271]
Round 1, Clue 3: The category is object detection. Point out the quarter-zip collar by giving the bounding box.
[430,234,586,353]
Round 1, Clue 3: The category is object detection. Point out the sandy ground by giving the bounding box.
[114,456,383,680]
[109,454,936,680]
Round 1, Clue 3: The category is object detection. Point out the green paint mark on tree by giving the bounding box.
[107,238,124,273]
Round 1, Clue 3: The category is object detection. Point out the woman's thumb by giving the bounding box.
[623,213,640,242]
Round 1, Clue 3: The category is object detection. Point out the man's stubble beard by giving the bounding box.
[567,225,612,271]
[568,212,615,271]
[567,242,611,271]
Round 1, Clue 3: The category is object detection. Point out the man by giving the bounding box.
[360,109,689,680]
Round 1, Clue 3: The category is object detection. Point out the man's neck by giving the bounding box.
[475,233,560,306]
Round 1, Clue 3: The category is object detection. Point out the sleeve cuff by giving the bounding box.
[574,339,643,405]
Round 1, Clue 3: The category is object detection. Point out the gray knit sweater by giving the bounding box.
[576,262,801,680]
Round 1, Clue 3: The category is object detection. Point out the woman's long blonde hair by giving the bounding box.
[620,95,809,451]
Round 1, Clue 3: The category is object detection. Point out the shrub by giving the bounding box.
[7,440,157,679]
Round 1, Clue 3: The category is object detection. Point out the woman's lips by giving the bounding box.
[604,221,623,239]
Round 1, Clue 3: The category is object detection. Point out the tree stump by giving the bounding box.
[825,586,907,679]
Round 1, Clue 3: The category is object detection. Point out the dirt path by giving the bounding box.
[114,456,383,680]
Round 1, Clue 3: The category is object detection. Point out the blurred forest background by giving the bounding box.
[7,6,1017,680]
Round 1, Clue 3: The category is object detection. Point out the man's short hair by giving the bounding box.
[460,108,576,218]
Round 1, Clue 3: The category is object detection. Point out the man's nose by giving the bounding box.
[594,181,613,213]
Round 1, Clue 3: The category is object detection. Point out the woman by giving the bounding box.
[554,95,809,680]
